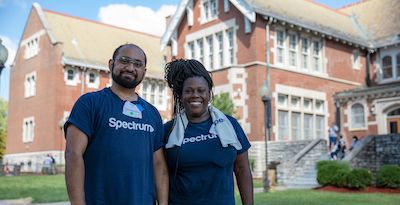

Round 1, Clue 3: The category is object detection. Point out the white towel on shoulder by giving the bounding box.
[165,106,242,150]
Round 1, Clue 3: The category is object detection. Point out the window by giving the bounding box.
[312,40,321,72]
[86,71,99,89]
[288,34,297,66]
[202,0,218,22]
[224,0,230,12]
[315,115,325,138]
[65,68,78,86]
[276,30,285,64]
[397,54,400,77]
[315,100,324,113]
[227,28,234,65]
[278,94,288,107]
[24,72,36,98]
[207,36,214,70]
[382,56,392,79]
[303,114,313,139]
[303,98,313,112]
[197,39,204,64]
[278,111,289,140]
[352,49,360,69]
[276,91,326,141]
[291,112,301,140]
[351,103,365,129]
[67,70,74,81]
[188,42,195,59]
[216,32,224,67]
[22,117,35,143]
[141,80,167,110]
[24,38,39,59]
[301,38,309,70]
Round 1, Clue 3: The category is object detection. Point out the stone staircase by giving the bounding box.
[277,139,328,188]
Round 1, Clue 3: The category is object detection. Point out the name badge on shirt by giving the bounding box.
[123,101,142,119]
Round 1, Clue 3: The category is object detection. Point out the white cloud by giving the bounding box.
[0,35,17,66]
[98,4,177,36]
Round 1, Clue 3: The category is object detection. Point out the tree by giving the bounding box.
[212,92,235,116]
[0,98,7,160]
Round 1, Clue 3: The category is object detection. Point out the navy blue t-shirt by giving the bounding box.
[164,115,251,205]
[65,87,164,205]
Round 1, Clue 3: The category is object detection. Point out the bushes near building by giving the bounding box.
[377,165,400,189]
[317,160,372,189]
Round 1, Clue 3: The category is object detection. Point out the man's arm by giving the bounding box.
[153,148,169,205]
[65,124,88,205]
[234,151,254,205]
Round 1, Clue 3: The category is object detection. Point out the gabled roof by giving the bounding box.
[161,0,400,50]
[339,0,400,48]
[33,3,164,77]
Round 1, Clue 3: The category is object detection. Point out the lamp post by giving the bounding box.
[0,39,9,92]
[260,81,271,192]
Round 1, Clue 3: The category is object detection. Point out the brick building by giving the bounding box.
[4,3,171,172]
[160,0,400,179]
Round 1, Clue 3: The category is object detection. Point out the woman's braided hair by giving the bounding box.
[164,59,214,115]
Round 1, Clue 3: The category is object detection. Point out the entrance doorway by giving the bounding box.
[387,108,400,134]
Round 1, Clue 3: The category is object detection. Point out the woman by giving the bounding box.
[163,59,253,205]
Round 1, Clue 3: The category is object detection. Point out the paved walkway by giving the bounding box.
[0,199,70,205]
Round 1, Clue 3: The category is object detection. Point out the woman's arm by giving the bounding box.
[234,151,254,205]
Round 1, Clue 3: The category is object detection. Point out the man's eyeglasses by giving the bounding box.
[116,56,145,69]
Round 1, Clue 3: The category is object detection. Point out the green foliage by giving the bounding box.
[317,160,350,186]
[347,168,372,189]
[0,98,7,160]
[212,92,235,116]
[332,169,350,187]
[377,165,400,189]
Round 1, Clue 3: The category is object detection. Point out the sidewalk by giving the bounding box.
[0,198,69,205]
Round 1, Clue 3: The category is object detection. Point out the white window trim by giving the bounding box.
[141,79,168,111]
[244,16,251,33]
[300,36,310,71]
[352,49,361,70]
[224,0,230,12]
[348,100,368,131]
[378,48,400,84]
[200,0,219,24]
[64,67,79,86]
[22,116,35,143]
[24,71,37,98]
[311,38,323,74]
[288,32,298,68]
[186,0,194,26]
[275,84,327,141]
[86,70,100,89]
[21,30,45,60]
[275,28,286,66]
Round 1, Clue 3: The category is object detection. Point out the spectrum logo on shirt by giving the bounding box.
[183,134,218,144]
[108,117,154,132]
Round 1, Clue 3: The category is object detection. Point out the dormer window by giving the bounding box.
[64,67,79,86]
[201,0,218,23]
[379,48,400,83]
[24,38,39,59]
[86,71,100,89]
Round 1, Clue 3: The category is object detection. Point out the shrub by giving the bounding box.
[377,165,400,189]
[347,168,372,189]
[332,169,350,187]
[317,160,350,186]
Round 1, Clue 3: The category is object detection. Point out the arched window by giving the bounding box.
[351,103,365,128]
[382,55,392,79]
[89,72,96,84]
[67,69,74,81]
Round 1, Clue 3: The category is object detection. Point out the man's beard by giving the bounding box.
[112,70,143,89]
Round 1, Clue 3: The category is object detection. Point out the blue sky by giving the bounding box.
[0,0,358,101]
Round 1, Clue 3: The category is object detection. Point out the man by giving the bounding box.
[328,123,339,151]
[64,44,168,205]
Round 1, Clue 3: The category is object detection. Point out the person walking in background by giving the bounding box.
[64,44,168,205]
[328,123,339,151]
[163,59,253,205]
[349,135,359,151]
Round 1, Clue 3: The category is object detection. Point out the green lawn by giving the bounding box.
[1,175,399,204]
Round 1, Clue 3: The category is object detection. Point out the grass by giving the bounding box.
[1,175,399,204]
[0,174,68,203]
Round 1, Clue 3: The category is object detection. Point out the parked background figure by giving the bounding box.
[42,154,53,175]
[64,44,168,205]
[163,59,253,205]
[328,123,339,151]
